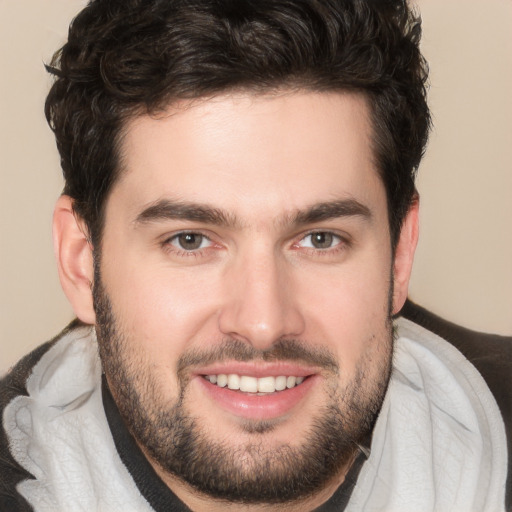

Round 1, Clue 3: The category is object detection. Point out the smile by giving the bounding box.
[198,370,316,420]
[204,374,306,393]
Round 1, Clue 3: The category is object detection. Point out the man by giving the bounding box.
[1,0,510,510]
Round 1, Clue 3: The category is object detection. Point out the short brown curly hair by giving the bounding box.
[45,0,430,249]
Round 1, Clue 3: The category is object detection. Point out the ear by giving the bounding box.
[53,195,96,324]
[391,195,419,315]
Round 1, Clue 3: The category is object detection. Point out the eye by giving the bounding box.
[169,232,212,251]
[299,232,342,250]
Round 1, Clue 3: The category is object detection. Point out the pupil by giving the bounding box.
[179,233,202,250]
[312,232,332,249]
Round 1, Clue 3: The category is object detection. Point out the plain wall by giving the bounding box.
[1,0,511,373]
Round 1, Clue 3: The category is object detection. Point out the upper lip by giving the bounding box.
[192,361,318,378]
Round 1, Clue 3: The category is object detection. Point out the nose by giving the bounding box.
[218,250,306,350]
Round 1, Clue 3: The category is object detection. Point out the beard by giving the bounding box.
[93,273,393,505]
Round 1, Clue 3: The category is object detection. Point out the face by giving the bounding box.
[92,92,401,507]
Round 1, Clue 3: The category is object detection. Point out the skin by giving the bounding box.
[53,91,419,511]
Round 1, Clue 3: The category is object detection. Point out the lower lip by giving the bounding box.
[196,375,317,420]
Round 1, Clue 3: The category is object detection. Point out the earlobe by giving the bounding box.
[53,195,96,324]
[391,195,420,315]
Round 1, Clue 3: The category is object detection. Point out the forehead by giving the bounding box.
[112,91,384,223]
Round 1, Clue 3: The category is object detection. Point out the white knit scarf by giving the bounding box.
[4,319,508,511]
[346,318,507,512]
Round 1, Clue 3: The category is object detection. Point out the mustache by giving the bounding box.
[177,338,339,377]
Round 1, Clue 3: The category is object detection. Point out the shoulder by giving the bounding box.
[400,300,512,510]
[400,300,512,418]
[0,320,86,512]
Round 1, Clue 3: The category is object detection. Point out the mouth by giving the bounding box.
[195,365,317,421]
[203,374,306,394]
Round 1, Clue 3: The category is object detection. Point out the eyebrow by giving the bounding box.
[135,200,238,227]
[134,198,371,228]
[291,199,372,225]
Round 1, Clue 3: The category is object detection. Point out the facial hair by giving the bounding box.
[93,274,393,505]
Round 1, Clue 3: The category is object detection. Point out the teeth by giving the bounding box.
[275,375,287,391]
[205,374,306,393]
[216,374,228,387]
[240,376,258,392]
[227,374,240,390]
[257,376,275,393]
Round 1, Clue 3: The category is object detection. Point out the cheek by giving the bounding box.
[298,252,391,370]
[102,255,222,358]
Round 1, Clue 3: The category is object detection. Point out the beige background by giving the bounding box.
[1,0,511,373]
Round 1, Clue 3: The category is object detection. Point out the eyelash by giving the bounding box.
[162,231,216,258]
[293,231,349,255]
[161,230,350,258]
